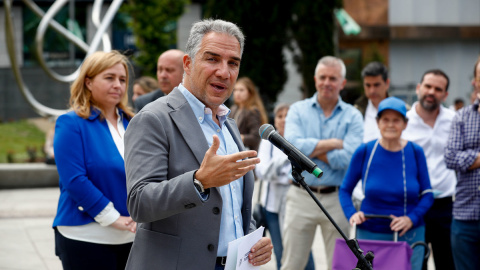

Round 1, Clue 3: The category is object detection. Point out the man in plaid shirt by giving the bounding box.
[444,56,480,270]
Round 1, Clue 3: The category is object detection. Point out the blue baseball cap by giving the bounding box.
[377,97,407,119]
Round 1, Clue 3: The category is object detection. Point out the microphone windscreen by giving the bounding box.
[259,124,275,140]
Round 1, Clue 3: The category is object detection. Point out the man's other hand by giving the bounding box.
[248,237,273,266]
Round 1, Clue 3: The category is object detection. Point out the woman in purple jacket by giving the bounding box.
[53,51,136,270]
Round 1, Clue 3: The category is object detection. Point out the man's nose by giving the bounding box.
[426,87,435,95]
[215,61,230,79]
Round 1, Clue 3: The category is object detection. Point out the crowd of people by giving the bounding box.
[49,18,480,270]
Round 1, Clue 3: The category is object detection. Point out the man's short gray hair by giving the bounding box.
[185,19,245,61]
[314,56,346,79]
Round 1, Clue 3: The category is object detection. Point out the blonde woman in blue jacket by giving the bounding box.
[52,51,136,270]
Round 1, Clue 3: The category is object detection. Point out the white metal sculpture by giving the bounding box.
[4,0,123,117]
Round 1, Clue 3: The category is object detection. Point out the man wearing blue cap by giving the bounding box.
[402,69,456,270]
[282,56,363,269]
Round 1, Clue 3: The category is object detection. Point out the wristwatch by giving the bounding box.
[193,171,205,193]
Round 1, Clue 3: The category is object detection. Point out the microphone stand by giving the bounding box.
[291,165,374,270]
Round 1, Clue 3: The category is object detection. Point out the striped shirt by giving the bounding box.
[445,100,480,220]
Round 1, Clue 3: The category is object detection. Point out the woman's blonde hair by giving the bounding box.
[69,50,135,119]
[235,77,268,124]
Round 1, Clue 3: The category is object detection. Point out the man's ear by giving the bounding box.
[341,78,347,89]
[415,83,421,97]
[183,54,192,75]
[442,91,449,103]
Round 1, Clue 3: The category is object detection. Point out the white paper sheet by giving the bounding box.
[224,226,265,270]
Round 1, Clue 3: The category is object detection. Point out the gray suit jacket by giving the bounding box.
[124,88,256,270]
[133,89,164,112]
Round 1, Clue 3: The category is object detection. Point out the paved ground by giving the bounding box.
[0,187,434,270]
[0,188,324,270]
[0,188,61,270]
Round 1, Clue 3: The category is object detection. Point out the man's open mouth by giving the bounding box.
[211,83,226,90]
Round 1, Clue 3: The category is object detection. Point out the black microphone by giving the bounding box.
[259,124,323,178]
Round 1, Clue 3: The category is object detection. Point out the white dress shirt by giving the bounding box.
[402,102,457,198]
[353,100,381,201]
[363,99,381,143]
[255,140,291,213]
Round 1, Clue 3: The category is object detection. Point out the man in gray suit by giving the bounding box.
[133,49,184,112]
[124,19,273,270]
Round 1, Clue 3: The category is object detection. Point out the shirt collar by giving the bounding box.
[473,99,480,111]
[114,107,123,124]
[366,99,378,114]
[88,107,101,120]
[409,102,420,118]
[310,93,345,112]
[178,84,231,125]
[87,106,125,121]
[410,101,450,120]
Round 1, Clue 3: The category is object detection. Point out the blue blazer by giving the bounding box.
[53,109,131,227]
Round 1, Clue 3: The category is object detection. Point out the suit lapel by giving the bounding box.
[227,117,255,232]
[168,89,209,165]
[226,118,245,152]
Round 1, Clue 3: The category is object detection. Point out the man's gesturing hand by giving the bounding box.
[195,135,260,189]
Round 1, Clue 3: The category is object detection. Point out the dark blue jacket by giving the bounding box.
[53,109,130,227]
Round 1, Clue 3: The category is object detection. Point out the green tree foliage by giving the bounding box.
[125,1,342,105]
[287,0,342,98]
[121,0,188,76]
[204,0,293,110]
[204,0,342,105]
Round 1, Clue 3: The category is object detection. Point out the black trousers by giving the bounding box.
[54,227,132,270]
[422,197,455,270]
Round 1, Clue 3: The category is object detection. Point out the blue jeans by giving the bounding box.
[451,219,480,270]
[265,209,315,270]
[357,225,425,270]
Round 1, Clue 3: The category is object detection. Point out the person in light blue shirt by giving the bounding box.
[281,56,363,270]
[124,19,273,270]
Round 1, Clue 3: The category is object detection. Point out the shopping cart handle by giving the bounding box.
[354,214,431,267]
[354,214,398,242]
[364,214,393,220]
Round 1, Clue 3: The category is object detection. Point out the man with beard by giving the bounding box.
[402,69,456,270]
